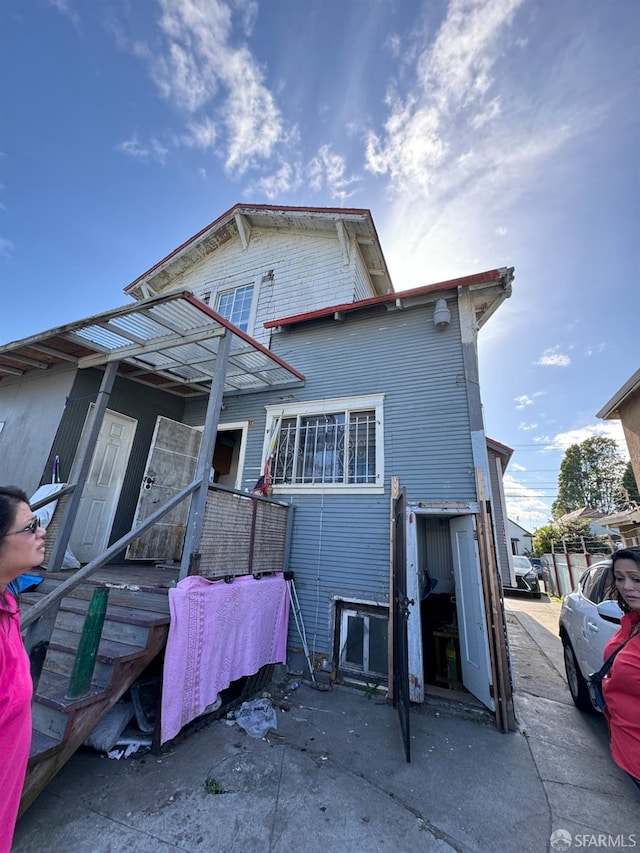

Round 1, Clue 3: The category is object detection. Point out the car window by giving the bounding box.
[583,564,612,604]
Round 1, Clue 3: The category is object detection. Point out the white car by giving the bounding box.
[558,560,623,712]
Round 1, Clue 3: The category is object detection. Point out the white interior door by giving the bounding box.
[126,416,202,561]
[70,407,137,563]
[450,515,494,710]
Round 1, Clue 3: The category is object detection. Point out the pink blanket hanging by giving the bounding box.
[161,573,290,744]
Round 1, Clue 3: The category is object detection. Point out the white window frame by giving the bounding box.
[215,280,258,335]
[338,604,389,678]
[264,395,385,495]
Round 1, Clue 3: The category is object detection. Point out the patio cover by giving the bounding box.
[0,291,304,397]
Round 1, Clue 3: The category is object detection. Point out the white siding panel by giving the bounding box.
[148,229,377,345]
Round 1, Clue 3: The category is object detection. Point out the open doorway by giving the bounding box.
[407,510,494,711]
[211,425,245,489]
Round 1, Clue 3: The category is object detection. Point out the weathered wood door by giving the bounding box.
[126,417,202,561]
[70,407,137,563]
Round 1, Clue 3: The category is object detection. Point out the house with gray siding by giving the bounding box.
[0,204,515,728]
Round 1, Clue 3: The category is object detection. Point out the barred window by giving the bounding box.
[265,396,384,491]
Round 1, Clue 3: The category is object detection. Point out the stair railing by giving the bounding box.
[22,479,201,690]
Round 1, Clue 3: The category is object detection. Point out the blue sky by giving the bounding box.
[1,0,638,533]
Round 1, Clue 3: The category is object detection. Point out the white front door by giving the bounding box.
[70,408,137,563]
[450,515,494,710]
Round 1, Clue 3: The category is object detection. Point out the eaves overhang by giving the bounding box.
[0,292,305,398]
[486,436,514,472]
[264,267,514,330]
[124,203,393,299]
[596,368,640,420]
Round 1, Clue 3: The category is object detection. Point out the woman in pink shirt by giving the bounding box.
[602,546,640,792]
[0,486,46,853]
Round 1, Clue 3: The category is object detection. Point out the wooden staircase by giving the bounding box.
[18,574,171,816]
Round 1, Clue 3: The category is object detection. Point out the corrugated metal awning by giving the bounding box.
[0,291,305,398]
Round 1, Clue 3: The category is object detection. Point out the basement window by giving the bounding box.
[336,602,388,679]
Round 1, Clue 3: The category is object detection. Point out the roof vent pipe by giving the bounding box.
[433,299,451,329]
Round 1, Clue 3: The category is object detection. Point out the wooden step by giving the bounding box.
[21,594,169,646]
[31,699,69,742]
[29,730,61,762]
[20,591,170,626]
[34,669,110,711]
[60,584,171,614]
[49,628,148,663]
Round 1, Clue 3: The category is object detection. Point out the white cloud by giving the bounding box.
[182,117,218,150]
[585,342,606,356]
[514,394,533,409]
[535,421,628,455]
[518,422,538,431]
[365,0,606,290]
[145,0,284,174]
[495,225,507,236]
[253,161,301,199]
[117,135,168,164]
[536,347,571,367]
[0,237,14,257]
[308,145,361,201]
[503,473,553,529]
[510,462,526,472]
[47,0,80,26]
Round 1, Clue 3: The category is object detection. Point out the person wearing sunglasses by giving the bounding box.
[0,485,46,853]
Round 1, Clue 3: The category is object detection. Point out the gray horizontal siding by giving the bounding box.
[183,300,482,655]
[47,369,185,560]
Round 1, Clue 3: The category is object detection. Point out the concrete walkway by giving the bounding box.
[12,595,639,852]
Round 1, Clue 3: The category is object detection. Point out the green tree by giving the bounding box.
[532,518,611,556]
[551,436,626,518]
[621,461,640,507]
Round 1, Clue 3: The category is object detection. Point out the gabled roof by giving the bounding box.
[0,292,304,398]
[124,204,394,299]
[486,436,514,473]
[264,267,514,330]
[597,368,640,419]
[508,519,533,537]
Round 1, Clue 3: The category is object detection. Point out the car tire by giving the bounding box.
[562,639,595,713]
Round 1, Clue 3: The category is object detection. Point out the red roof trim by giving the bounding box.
[124,204,375,294]
[264,269,505,329]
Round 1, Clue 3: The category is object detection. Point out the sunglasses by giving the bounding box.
[8,517,40,536]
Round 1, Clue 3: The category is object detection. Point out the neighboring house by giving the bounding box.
[0,204,515,729]
[486,438,516,587]
[597,368,640,547]
[508,519,533,556]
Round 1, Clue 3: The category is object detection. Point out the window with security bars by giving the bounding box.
[216,284,254,332]
[272,409,377,485]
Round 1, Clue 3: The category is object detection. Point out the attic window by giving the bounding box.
[216,284,254,333]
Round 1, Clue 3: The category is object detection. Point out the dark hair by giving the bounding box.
[610,547,640,614]
[0,486,30,541]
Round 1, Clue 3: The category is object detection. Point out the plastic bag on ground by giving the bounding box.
[234,697,277,739]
